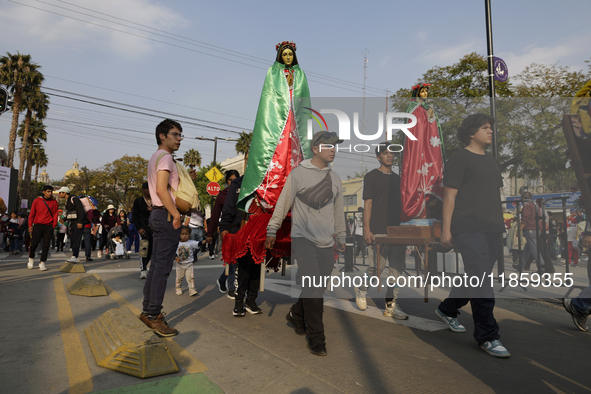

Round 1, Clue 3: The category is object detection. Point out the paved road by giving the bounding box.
[2,249,591,393]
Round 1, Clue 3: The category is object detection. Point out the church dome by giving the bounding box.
[64,161,81,179]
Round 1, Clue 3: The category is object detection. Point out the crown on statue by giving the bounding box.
[411,83,431,91]
[276,41,297,51]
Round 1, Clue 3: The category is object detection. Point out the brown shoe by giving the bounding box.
[139,313,179,337]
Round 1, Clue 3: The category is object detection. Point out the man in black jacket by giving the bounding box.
[219,176,262,317]
[58,186,89,263]
[133,182,153,279]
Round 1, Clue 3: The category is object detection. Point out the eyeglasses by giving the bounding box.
[312,131,338,146]
[169,132,184,139]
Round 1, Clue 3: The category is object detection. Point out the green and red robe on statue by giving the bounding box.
[222,61,311,267]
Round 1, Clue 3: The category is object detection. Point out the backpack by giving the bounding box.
[78,195,101,223]
[155,152,201,215]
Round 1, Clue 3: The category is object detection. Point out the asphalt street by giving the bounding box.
[2,248,591,394]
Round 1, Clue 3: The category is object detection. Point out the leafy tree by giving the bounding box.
[101,155,149,211]
[235,131,252,168]
[183,148,202,169]
[17,88,49,198]
[0,52,43,168]
[193,161,225,209]
[18,118,47,199]
[389,53,590,191]
[30,145,47,202]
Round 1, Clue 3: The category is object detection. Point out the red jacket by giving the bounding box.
[28,197,59,227]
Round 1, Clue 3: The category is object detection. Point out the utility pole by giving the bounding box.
[361,50,368,172]
[485,0,499,161]
[194,136,239,164]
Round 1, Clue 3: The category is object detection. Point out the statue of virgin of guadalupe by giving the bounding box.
[237,41,312,213]
[223,41,311,268]
[400,83,446,221]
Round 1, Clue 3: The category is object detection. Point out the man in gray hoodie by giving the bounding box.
[266,131,346,356]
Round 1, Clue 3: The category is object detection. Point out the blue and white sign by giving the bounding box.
[493,57,508,82]
[505,192,581,210]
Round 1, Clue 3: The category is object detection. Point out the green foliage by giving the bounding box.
[193,161,225,209]
[64,155,148,211]
[390,53,591,189]
[183,149,202,169]
[235,131,252,155]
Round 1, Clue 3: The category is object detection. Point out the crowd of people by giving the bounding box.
[4,42,590,361]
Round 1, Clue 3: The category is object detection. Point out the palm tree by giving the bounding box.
[18,119,47,198]
[0,52,43,168]
[183,149,202,169]
[235,131,252,168]
[17,87,49,198]
[30,145,48,200]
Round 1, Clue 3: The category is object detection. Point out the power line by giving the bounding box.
[48,0,388,94]
[9,0,387,96]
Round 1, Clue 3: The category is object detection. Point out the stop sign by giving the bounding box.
[206,182,220,196]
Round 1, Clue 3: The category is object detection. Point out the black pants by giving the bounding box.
[291,237,334,340]
[57,233,65,251]
[71,225,92,259]
[208,233,217,256]
[355,234,365,256]
[139,228,153,271]
[236,251,259,303]
[142,209,181,316]
[29,224,53,262]
[438,232,500,344]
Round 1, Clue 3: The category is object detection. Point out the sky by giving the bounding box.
[0,0,589,182]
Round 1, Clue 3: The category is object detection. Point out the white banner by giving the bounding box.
[0,166,10,212]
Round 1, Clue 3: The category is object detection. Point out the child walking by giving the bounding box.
[175,226,201,296]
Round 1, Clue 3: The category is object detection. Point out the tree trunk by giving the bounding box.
[17,110,32,199]
[7,89,21,168]
[24,138,34,197]
[33,164,40,201]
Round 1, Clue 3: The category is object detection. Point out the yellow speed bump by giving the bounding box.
[68,274,108,297]
[85,308,179,379]
[60,262,86,273]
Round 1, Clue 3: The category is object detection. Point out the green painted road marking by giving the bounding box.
[93,373,223,393]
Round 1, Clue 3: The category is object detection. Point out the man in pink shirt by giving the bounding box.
[140,119,183,337]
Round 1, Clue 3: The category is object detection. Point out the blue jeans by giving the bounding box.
[142,209,182,316]
[10,236,20,252]
[219,264,236,292]
[438,232,500,344]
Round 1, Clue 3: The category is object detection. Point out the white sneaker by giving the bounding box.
[140,270,147,279]
[97,251,102,258]
[175,288,183,296]
[28,258,34,269]
[208,255,215,260]
[66,256,80,263]
[39,262,48,271]
[355,287,367,310]
[189,289,198,296]
[383,301,408,320]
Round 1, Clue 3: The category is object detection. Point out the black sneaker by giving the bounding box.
[217,278,228,293]
[307,337,327,356]
[245,301,262,315]
[286,310,306,335]
[233,300,245,317]
[227,290,237,300]
[86,257,93,262]
[563,298,589,332]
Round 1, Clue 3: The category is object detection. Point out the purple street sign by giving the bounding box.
[493,57,508,82]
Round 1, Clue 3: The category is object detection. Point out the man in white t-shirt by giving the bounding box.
[139,119,183,337]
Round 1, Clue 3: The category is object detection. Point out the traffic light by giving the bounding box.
[0,87,8,114]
